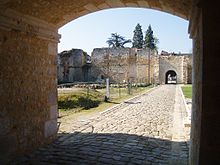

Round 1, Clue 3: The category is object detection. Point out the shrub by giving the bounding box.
[78,96,101,109]
[58,98,78,110]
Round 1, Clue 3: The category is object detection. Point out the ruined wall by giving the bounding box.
[57,49,91,83]
[159,55,192,84]
[91,48,157,83]
[183,55,193,84]
[59,48,191,85]
[91,48,131,83]
[151,55,160,84]
[91,48,193,85]
[136,49,148,83]
[57,56,63,83]
[136,49,159,84]
[0,29,58,162]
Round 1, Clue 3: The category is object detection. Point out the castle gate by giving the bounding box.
[0,1,219,164]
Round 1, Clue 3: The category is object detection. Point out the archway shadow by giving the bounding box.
[13,132,189,165]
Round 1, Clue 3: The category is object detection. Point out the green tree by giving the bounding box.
[132,23,144,48]
[106,33,131,48]
[144,25,159,50]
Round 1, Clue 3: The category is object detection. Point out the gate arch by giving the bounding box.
[165,70,177,84]
[0,0,192,162]
[4,1,219,165]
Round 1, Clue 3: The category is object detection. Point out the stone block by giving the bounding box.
[50,105,58,120]
[48,42,57,55]
[48,91,57,105]
[44,119,57,138]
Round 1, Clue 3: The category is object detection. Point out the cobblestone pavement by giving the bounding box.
[14,85,190,165]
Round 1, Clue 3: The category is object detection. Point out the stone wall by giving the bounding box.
[57,48,191,85]
[57,49,91,83]
[91,48,191,84]
[136,49,159,84]
[91,48,158,83]
[190,15,202,164]
[183,55,192,84]
[159,54,192,84]
[91,48,130,83]
[189,2,220,164]
[0,29,58,162]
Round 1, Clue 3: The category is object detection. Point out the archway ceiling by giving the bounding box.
[0,0,192,27]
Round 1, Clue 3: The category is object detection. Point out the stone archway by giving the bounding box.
[165,70,177,84]
[1,1,220,164]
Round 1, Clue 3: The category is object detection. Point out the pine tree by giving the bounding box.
[106,33,131,48]
[132,23,144,49]
[144,25,158,50]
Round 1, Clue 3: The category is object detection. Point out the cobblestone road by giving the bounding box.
[14,85,190,165]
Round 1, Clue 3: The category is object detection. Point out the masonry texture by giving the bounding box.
[0,0,193,162]
[58,47,192,84]
[0,29,58,162]
[90,48,159,83]
[159,54,192,84]
[57,49,91,83]
[2,1,220,164]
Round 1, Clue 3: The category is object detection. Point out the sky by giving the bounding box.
[58,8,192,55]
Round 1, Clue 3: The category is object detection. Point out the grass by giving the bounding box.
[181,84,192,99]
[58,85,154,118]
[58,88,103,116]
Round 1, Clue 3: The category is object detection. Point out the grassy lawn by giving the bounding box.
[58,85,154,118]
[181,84,192,99]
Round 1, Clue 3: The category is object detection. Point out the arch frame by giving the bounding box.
[165,70,177,84]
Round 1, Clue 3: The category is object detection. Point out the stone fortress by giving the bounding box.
[57,49,91,83]
[0,1,218,164]
[58,48,192,85]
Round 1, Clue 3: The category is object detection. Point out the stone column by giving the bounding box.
[189,1,220,164]
[0,10,60,162]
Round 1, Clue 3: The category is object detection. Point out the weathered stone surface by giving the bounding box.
[159,54,192,84]
[0,0,192,27]
[44,119,57,138]
[49,105,58,120]
[57,49,91,83]
[48,91,57,105]
[91,47,159,83]
[90,48,192,84]
[48,42,58,55]
[1,1,219,164]
[189,2,220,164]
[0,28,58,162]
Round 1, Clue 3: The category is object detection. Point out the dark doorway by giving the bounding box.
[165,70,177,84]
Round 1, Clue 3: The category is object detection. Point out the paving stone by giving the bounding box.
[13,85,190,164]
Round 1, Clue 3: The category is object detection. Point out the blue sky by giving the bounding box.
[58,8,192,55]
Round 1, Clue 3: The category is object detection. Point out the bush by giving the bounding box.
[58,98,78,110]
[78,96,101,109]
